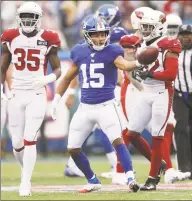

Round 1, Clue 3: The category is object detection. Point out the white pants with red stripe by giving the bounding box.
[67,99,127,149]
[121,83,173,137]
[8,88,47,149]
[128,87,173,136]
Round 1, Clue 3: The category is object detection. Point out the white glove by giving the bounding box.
[136,60,143,68]
[1,84,7,101]
[51,94,61,120]
[33,73,57,89]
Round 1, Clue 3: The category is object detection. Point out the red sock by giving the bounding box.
[163,124,174,170]
[116,154,124,173]
[122,128,129,146]
[127,131,152,161]
[149,136,164,178]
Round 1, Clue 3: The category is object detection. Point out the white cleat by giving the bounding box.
[112,173,127,185]
[19,182,32,196]
[164,168,191,184]
[64,165,85,177]
[78,183,102,193]
[101,169,116,179]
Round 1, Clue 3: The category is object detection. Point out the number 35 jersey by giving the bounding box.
[1,28,61,90]
[71,43,124,104]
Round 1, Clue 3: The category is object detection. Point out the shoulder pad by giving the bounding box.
[157,37,182,54]
[41,30,61,47]
[1,28,20,43]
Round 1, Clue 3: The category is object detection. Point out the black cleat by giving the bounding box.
[128,180,140,192]
[140,177,157,191]
[155,160,167,185]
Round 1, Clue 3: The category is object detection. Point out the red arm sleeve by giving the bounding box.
[152,57,178,81]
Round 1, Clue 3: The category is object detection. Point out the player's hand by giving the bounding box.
[33,74,57,89]
[33,76,50,89]
[134,70,153,80]
[51,94,61,120]
[136,60,142,68]
[1,84,8,101]
[51,104,57,120]
[132,70,142,82]
[65,94,75,109]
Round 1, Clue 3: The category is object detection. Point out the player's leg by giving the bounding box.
[20,91,47,196]
[98,100,140,192]
[8,92,25,180]
[125,92,152,161]
[98,128,117,178]
[141,90,172,191]
[114,83,134,185]
[67,103,101,192]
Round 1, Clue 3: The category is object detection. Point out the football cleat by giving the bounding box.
[140,177,157,191]
[128,178,140,192]
[78,175,102,193]
[101,168,116,179]
[164,168,191,184]
[155,160,166,185]
[112,173,127,185]
[19,182,32,196]
[64,165,85,177]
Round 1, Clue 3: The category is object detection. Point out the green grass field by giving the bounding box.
[1,156,192,200]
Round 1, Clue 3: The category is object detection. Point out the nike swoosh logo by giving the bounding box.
[36,93,42,95]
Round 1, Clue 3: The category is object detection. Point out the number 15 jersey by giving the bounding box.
[1,28,61,90]
[71,43,124,104]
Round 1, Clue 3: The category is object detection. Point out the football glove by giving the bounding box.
[51,94,61,120]
[33,73,57,89]
[133,70,153,80]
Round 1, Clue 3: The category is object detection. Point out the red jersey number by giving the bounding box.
[14,48,40,71]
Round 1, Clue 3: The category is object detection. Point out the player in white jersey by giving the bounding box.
[128,8,191,185]
[125,9,182,191]
[0,2,61,196]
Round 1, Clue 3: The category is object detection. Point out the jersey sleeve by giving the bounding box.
[111,44,124,61]
[158,38,182,54]
[1,28,19,43]
[70,44,81,66]
[1,28,20,51]
[41,30,61,54]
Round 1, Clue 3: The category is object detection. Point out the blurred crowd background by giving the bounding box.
[1,0,192,159]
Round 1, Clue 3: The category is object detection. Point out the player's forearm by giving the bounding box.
[1,73,6,84]
[56,77,71,97]
[153,70,177,81]
[121,60,137,71]
[153,57,178,81]
[114,56,140,72]
[52,68,61,79]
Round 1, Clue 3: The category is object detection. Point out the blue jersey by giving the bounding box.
[70,43,124,104]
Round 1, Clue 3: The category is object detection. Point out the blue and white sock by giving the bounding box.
[115,144,133,173]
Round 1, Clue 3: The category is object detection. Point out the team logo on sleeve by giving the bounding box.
[37,40,48,46]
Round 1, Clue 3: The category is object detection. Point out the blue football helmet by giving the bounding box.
[110,26,128,44]
[82,16,110,51]
[95,4,121,28]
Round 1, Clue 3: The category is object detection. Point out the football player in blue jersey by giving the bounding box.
[63,9,128,179]
[51,16,141,192]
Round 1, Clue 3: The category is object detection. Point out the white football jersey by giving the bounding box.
[139,36,166,89]
[138,36,181,91]
[1,28,61,90]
